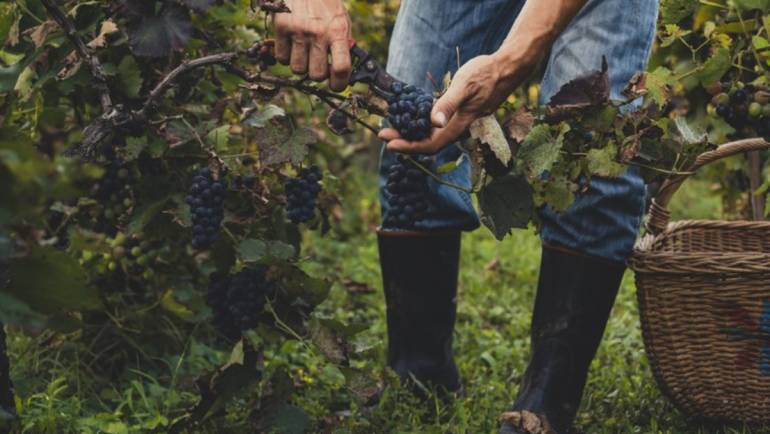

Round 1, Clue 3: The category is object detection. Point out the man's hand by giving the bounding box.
[379,54,532,154]
[273,0,352,91]
[379,0,588,155]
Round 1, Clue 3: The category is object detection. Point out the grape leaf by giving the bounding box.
[257,123,315,166]
[533,176,576,212]
[546,57,609,119]
[503,106,535,144]
[117,56,142,98]
[237,239,295,262]
[516,124,563,178]
[734,0,770,12]
[660,0,698,24]
[586,144,626,178]
[6,246,99,313]
[128,5,192,58]
[696,47,730,86]
[469,115,511,167]
[643,67,675,108]
[477,173,534,240]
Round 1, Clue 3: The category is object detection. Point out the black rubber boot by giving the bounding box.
[377,230,462,393]
[499,245,625,434]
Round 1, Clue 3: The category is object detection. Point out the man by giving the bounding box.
[273,1,658,432]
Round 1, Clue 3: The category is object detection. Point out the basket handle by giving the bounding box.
[645,137,770,235]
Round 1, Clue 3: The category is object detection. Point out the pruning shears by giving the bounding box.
[348,41,399,100]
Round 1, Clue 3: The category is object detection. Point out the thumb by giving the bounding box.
[431,81,466,128]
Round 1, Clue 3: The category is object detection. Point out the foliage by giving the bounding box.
[0,0,768,432]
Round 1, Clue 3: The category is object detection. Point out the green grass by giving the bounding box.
[297,171,764,434]
[4,169,765,433]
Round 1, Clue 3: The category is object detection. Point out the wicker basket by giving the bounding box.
[629,138,770,423]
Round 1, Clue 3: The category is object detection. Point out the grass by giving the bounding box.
[4,169,766,433]
[298,171,765,433]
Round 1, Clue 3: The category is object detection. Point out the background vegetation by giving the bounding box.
[1,0,769,433]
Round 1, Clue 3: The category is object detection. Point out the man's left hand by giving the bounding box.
[379,53,529,154]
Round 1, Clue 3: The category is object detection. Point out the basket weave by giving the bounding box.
[629,138,770,423]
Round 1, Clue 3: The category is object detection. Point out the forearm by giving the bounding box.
[494,0,588,77]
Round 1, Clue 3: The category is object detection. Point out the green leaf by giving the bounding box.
[242,104,285,128]
[236,239,295,263]
[128,197,169,234]
[257,125,315,167]
[181,0,217,11]
[696,47,731,85]
[516,124,562,178]
[734,0,770,12]
[6,246,99,313]
[477,174,534,240]
[586,144,626,178]
[660,0,698,24]
[121,136,147,161]
[645,67,675,108]
[206,125,230,151]
[117,56,142,98]
[534,176,576,212]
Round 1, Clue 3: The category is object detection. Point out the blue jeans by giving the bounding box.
[380,0,658,263]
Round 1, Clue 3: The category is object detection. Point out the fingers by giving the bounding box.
[431,80,467,127]
[273,16,292,64]
[329,38,352,91]
[308,40,329,81]
[290,36,310,75]
[383,111,476,154]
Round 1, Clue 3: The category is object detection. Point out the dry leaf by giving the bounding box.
[499,410,555,434]
[504,106,535,144]
[469,115,511,166]
[57,52,82,81]
[27,20,59,49]
[87,20,119,49]
[622,71,648,100]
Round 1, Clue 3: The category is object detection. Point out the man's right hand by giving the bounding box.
[273,0,352,92]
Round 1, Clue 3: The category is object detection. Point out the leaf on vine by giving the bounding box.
[546,57,609,119]
[586,144,626,178]
[533,176,576,213]
[237,238,295,263]
[516,124,563,178]
[187,340,262,423]
[242,104,285,128]
[88,20,119,50]
[622,72,648,100]
[643,67,675,108]
[695,47,730,86]
[326,109,354,135]
[469,115,512,168]
[26,20,58,49]
[309,318,349,365]
[660,0,699,24]
[181,0,218,11]
[117,56,143,98]
[128,5,192,58]
[257,124,315,166]
[256,0,292,13]
[734,0,770,12]
[477,173,534,240]
[503,106,535,145]
[6,246,99,313]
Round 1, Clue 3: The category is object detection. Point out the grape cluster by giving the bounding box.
[711,83,770,136]
[206,267,277,338]
[79,232,164,282]
[284,166,322,224]
[387,82,433,141]
[186,168,227,250]
[91,161,133,235]
[382,154,434,229]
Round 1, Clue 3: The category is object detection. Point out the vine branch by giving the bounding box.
[40,0,113,112]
